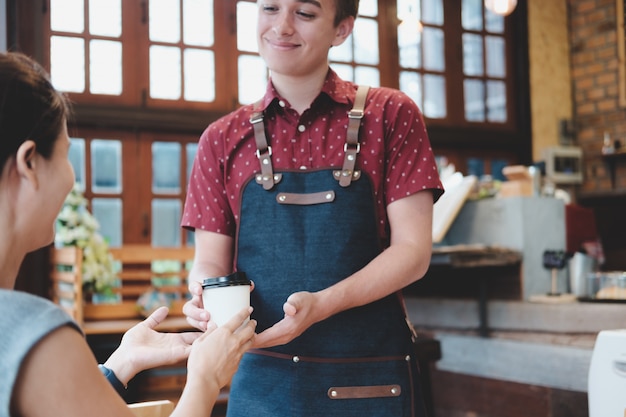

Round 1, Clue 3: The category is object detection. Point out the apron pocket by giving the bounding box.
[293,355,413,417]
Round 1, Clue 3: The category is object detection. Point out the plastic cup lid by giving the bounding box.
[202,271,250,288]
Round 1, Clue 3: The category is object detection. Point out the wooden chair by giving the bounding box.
[107,244,195,317]
[49,244,195,323]
[49,246,84,326]
[128,400,175,417]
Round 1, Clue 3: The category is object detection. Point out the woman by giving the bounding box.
[0,51,256,417]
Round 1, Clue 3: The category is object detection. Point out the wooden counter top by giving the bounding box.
[431,244,523,267]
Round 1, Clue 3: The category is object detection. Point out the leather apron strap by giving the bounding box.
[249,105,281,190]
[250,85,370,190]
[337,84,369,187]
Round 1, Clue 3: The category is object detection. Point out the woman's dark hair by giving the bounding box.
[334,0,360,26]
[0,52,70,172]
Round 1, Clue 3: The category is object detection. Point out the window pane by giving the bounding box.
[184,0,214,46]
[462,0,483,31]
[485,10,504,33]
[486,35,506,77]
[423,74,446,118]
[51,0,84,33]
[422,0,443,25]
[69,138,86,191]
[91,139,122,193]
[238,54,267,104]
[354,18,379,65]
[150,0,181,43]
[92,198,122,247]
[237,1,258,53]
[152,199,182,247]
[329,33,353,62]
[400,71,422,109]
[423,27,444,71]
[467,157,485,177]
[491,158,509,181]
[355,66,380,87]
[186,143,198,185]
[89,0,121,37]
[487,80,507,122]
[331,64,354,82]
[184,49,215,102]
[397,0,421,22]
[398,20,422,69]
[51,36,85,93]
[150,45,182,100]
[464,79,485,121]
[90,40,122,95]
[463,33,483,76]
[358,0,378,17]
[152,142,181,194]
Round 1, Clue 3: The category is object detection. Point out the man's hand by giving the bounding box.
[183,280,211,331]
[253,291,321,349]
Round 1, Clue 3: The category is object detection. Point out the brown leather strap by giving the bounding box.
[250,108,276,190]
[339,85,369,187]
[328,385,402,399]
[247,349,407,364]
[276,191,335,205]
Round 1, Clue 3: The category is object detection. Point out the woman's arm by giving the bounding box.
[12,325,135,417]
[12,308,255,417]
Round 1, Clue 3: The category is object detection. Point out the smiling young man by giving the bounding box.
[181,1,444,416]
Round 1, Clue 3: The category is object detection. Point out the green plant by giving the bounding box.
[55,184,116,295]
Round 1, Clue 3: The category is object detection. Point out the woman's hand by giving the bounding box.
[103,306,202,385]
[186,306,257,390]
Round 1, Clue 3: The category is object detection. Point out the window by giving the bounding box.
[47,0,231,109]
[67,130,197,247]
[461,0,508,123]
[396,0,516,127]
[49,0,127,102]
[31,0,524,244]
[330,0,381,86]
[45,0,518,127]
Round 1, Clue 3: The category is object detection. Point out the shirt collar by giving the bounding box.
[256,68,357,112]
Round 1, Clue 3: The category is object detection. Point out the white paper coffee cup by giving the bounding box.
[201,272,251,327]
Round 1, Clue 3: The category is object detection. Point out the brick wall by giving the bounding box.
[569,0,626,271]
[569,0,626,192]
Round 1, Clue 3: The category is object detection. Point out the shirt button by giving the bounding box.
[298,125,305,132]
[299,165,307,170]
[278,100,286,107]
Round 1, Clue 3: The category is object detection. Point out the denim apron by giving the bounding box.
[227,87,427,417]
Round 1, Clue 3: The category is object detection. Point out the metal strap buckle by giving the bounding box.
[255,146,273,159]
[344,142,360,153]
[250,112,264,124]
[348,109,364,119]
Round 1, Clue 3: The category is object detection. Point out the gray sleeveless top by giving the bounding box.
[0,289,81,417]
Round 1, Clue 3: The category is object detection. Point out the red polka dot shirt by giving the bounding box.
[182,70,444,243]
